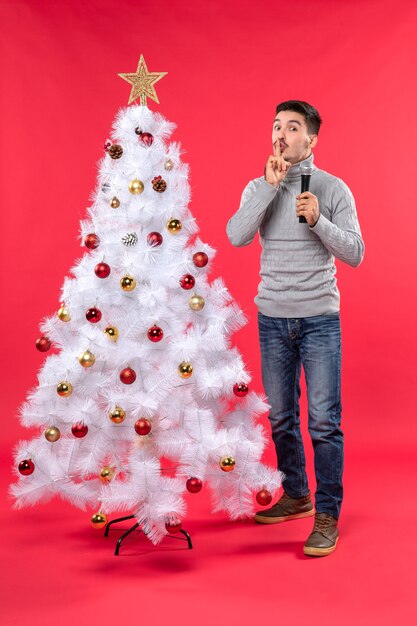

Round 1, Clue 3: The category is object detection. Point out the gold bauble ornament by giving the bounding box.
[128,179,144,194]
[189,294,205,311]
[164,158,174,171]
[178,362,193,378]
[220,456,236,472]
[78,350,96,368]
[120,275,137,291]
[57,304,71,322]
[104,326,119,342]
[99,466,115,483]
[91,512,107,529]
[57,381,73,397]
[45,426,61,442]
[167,218,182,233]
[110,196,120,208]
[109,406,126,424]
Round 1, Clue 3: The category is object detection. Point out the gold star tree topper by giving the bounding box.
[118,55,167,106]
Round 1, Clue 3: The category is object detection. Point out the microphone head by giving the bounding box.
[300,163,314,176]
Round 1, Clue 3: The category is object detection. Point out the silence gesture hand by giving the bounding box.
[264,142,291,187]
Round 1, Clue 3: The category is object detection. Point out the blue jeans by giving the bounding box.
[258,312,343,519]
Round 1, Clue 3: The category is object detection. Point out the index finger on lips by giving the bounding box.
[273,141,281,157]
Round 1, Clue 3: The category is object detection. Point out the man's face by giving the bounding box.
[272,110,317,164]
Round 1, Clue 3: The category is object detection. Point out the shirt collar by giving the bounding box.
[285,152,316,180]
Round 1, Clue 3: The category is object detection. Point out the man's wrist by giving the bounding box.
[309,214,320,228]
[264,176,279,189]
[264,177,279,189]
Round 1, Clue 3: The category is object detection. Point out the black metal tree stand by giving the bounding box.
[104,514,193,555]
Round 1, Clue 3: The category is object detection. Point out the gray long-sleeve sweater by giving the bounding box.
[226,154,364,318]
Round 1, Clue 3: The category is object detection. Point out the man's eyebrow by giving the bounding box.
[273,118,301,126]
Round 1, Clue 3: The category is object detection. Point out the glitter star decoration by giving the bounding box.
[118,55,167,106]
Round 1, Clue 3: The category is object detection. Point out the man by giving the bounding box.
[226,100,364,557]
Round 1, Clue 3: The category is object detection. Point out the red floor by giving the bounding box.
[2,441,415,625]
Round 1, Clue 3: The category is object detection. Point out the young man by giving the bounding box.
[226,100,364,557]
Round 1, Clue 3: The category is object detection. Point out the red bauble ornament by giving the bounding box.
[193,252,208,268]
[256,489,273,506]
[104,139,112,152]
[139,132,154,147]
[179,274,195,290]
[94,262,111,279]
[86,307,102,323]
[134,418,152,436]
[186,477,203,493]
[148,325,163,342]
[71,422,89,438]
[18,459,35,476]
[84,233,100,249]
[147,232,163,247]
[36,336,51,352]
[165,518,182,534]
[233,382,249,397]
[120,367,136,384]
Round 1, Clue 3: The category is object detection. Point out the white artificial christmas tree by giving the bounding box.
[11,57,283,545]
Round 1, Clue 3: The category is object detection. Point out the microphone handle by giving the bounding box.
[299,174,311,223]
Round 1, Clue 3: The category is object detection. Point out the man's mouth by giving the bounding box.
[280,143,287,151]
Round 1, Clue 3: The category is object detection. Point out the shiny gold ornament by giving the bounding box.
[91,512,107,529]
[188,294,205,311]
[110,196,120,208]
[57,381,73,397]
[167,218,182,233]
[45,426,61,442]
[104,326,119,342]
[178,362,193,378]
[164,158,174,171]
[99,466,115,483]
[220,456,236,472]
[78,350,96,368]
[128,179,144,195]
[57,304,71,322]
[120,275,137,291]
[118,54,168,106]
[109,406,126,424]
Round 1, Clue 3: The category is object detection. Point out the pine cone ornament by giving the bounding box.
[108,144,123,159]
[151,176,167,193]
[121,232,138,247]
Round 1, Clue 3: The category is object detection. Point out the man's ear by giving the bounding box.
[309,134,318,149]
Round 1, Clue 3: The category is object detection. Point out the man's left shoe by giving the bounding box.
[303,512,339,557]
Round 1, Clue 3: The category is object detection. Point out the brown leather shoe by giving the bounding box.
[254,491,315,524]
[304,512,339,557]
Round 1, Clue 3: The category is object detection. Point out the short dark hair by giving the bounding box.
[275,100,322,135]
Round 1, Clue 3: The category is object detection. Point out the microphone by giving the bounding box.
[299,162,314,223]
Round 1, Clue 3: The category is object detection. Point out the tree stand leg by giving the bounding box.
[104,515,193,555]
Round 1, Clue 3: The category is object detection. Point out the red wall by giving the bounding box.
[1,0,416,452]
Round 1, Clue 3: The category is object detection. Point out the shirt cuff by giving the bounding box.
[309,213,331,236]
[257,178,279,199]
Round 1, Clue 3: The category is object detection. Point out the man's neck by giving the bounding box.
[290,151,313,166]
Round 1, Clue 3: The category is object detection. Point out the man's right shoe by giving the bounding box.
[254,491,315,524]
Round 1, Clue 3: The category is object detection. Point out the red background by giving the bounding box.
[1,1,416,624]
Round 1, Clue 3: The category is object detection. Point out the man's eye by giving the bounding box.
[290,127,298,131]
[274,125,280,131]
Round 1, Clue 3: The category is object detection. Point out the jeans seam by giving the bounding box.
[292,361,306,497]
